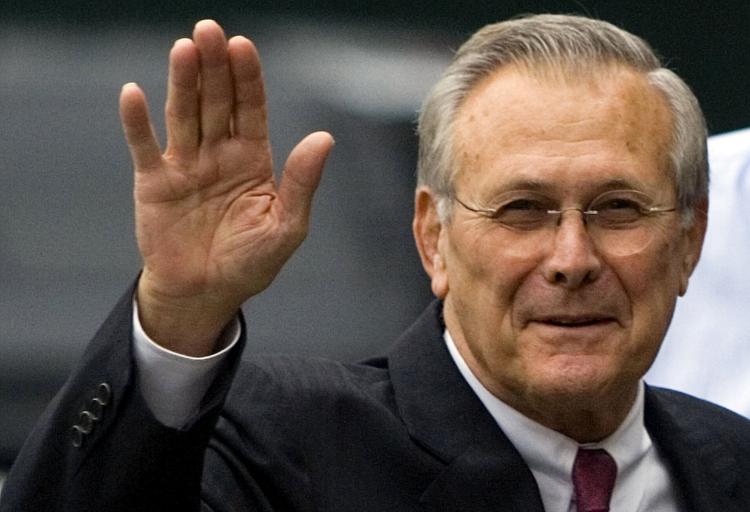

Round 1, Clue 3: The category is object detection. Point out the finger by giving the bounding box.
[165,38,200,157]
[120,83,162,171]
[193,19,232,142]
[228,36,268,141]
[279,132,335,223]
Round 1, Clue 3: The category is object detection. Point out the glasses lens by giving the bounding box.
[589,191,651,227]
[587,190,671,256]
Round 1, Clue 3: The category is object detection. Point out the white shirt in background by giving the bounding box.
[646,128,750,417]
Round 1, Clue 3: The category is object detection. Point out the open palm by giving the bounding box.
[120,20,333,355]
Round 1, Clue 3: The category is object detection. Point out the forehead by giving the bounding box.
[452,64,673,194]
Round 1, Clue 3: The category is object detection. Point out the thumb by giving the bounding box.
[278,131,335,222]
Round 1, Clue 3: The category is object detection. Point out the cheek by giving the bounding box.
[611,241,683,339]
[444,231,538,340]
[449,236,535,307]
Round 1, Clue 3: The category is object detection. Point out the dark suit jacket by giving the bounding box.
[3,287,750,511]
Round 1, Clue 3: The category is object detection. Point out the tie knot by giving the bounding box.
[572,448,618,512]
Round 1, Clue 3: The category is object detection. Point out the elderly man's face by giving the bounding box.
[415,65,705,428]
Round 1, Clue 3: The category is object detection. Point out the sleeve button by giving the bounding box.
[96,382,112,405]
[79,410,97,430]
[70,425,85,448]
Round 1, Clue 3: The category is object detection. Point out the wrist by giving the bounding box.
[136,273,241,357]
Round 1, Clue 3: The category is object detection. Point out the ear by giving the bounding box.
[678,197,708,296]
[413,187,449,299]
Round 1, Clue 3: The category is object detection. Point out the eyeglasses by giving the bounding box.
[453,189,678,257]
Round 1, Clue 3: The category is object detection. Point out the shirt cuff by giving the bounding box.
[131,297,241,429]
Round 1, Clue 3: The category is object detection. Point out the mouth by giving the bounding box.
[534,316,616,328]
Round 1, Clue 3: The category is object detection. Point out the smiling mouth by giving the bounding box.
[537,317,615,328]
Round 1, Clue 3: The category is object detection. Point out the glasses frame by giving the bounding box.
[451,190,680,257]
[453,190,678,230]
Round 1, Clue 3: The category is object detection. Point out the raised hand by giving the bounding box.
[119,20,334,356]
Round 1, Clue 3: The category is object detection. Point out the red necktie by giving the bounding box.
[572,448,617,512]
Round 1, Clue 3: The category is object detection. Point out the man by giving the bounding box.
[2,14,749,511]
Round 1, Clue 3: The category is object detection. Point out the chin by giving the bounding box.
[528,357,628,404]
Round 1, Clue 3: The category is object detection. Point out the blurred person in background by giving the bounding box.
[2,14,750,511]
[646,127,750,416]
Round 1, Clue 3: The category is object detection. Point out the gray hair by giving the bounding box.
[416,14,708,224]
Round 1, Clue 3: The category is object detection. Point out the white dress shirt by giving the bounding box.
[646,128,750,417]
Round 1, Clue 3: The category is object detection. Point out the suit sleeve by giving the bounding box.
[0,281,247,512]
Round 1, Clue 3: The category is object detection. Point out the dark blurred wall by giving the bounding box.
[4,0,749,133]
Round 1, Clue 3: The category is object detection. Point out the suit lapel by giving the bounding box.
[418,444,545,511]
[645,387,742,512]
[387,301,545,512]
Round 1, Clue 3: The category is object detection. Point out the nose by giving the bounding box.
[540,209,602,288]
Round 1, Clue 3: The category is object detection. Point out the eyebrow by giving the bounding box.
[483,176,648,198]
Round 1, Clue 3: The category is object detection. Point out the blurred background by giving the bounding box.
[1,0,748,473]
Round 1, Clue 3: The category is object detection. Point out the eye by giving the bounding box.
[597,197,642,211]
[590,194,647,226]
[491,198,550,228]
[507,198,548,209]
